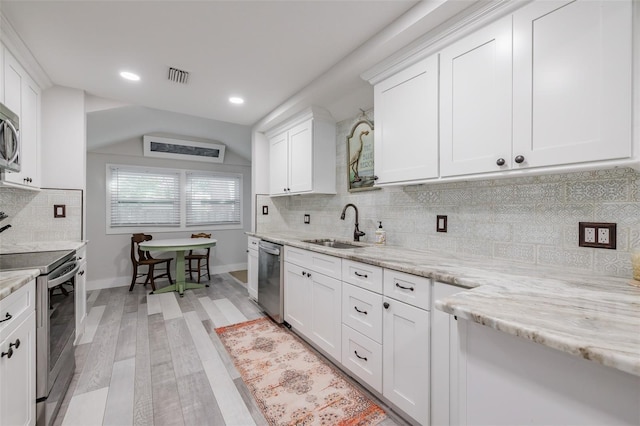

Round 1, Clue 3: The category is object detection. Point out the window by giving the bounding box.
[186,172,241,226]
[107,164,242,233]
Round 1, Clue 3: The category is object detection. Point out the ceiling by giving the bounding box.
[2,1,477,130]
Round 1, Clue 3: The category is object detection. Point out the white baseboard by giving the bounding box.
[86,262,248,291]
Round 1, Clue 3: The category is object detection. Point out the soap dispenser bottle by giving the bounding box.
[375,221,386,245]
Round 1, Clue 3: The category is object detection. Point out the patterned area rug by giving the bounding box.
[216,318,387,426]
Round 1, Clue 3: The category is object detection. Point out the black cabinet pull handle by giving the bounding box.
[395,282,414,292]
[1,347,13,359]
[354,306,367,315]
[9,339,20,350]
[354,271,368,278]
[302,271,307,277]
[383,302,390,309]
[0,312,12,323]
[79,270,85,276]
[496,158,505,166]
[307,272,311,278]
[514,155,525,164]
[354,351,367,361]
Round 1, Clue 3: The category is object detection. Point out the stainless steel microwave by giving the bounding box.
[0,102,20,172]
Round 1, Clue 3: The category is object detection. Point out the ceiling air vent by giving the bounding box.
[168,67,189,84]
[143,135,225,163]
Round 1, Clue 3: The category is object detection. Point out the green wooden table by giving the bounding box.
[139,237,217,296]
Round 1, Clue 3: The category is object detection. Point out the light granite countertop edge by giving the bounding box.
[249,231,640,377]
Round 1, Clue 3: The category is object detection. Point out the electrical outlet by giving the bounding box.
[584,227,596,243]
[579,222,616,249]
[598,228,609,244]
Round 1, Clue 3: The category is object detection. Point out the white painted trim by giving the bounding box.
[0,14,52,89]
[86,262,248,291]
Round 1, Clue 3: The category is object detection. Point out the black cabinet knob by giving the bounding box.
[383,302,390,309]
[514,155,525,164]
[496,158,505,166]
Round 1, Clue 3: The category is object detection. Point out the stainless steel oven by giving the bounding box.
[0,250,78,426]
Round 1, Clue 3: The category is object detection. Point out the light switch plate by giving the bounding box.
[437,215,447,233]
[304,214,310,224]
[579,222,616,249]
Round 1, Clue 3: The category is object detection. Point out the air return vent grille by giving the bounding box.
[143,135,225,163]
[168,67,189,84]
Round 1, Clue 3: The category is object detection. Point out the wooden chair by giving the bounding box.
[129,233,173,292]
[185,233,212,283]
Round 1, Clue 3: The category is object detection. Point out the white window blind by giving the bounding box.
[186,172,241,226]
[109,166,180,227]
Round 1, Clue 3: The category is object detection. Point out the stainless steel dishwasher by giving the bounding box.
[258,241,284,323]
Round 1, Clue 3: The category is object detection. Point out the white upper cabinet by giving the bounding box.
[440,17,513,177]
[3,48,40,188]
[512,0,632,168]
[266,107,336,196]
[374,55,439,185]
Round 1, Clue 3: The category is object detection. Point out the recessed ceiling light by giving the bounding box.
[120,71,140,81]
[229,96,244,105]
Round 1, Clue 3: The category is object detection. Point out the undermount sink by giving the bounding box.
[302,239,363,249]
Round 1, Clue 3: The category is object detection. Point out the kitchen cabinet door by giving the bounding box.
[269,131,289,195]
[287,120,313,194]
[75,257,87,343]
[374,55,439,185]
[0,311,35,426]
[383,296,430,425]
[247,241,259,301]
[3,49,40,189]
[310,272,341,361]
[431,282,463,426]
[440,16,512,177]
[512,0,632,168]
[283,262,311,337]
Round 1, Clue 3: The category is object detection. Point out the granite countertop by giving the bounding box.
[0,240,87,254]
[249,231,640,377]
[0,269,39,301]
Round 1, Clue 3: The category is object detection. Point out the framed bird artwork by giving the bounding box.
[347,113,377,192]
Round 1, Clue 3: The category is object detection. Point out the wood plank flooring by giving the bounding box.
[54,273,406,426]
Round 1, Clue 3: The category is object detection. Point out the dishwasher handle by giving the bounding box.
[259,242,281,256]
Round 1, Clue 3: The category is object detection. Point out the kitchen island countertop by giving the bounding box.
[249,231,640,377]
[0,269,39,301]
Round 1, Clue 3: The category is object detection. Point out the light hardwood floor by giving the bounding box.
[54,273,406,426]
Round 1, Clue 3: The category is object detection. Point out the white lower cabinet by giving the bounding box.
[383,296,430,426]
[310,272,341,361]
[283,247,342,362]
[247,237,259,301]
[283,262,312,336]
[0,281,36,426]
[431,281,464,426]
[341,324,383,392]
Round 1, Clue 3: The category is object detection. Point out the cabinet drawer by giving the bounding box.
[341,324,382,393]
[383,269,431,311]
[248,237,260,252]
[342,283,382,344]
[284,246,341,278]
[342,260,382,293]
[0,280,35,339]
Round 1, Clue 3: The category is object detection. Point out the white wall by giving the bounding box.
[41,86,86,190]
[85,107,252,290]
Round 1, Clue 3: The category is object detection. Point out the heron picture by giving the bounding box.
[347,118,376,191]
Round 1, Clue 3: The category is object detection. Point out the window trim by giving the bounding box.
[106,163,243,235]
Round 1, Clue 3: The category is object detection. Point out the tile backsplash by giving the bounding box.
[0,187,82,246]
[257,110,640,278]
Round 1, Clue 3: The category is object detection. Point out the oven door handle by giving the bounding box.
[48,262,80,288]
